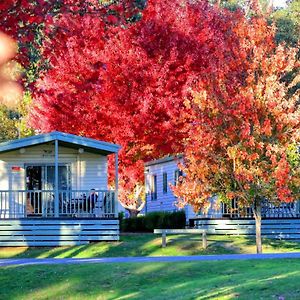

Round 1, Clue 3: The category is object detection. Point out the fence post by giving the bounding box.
[202,231,207,249]
[162,231,167,248]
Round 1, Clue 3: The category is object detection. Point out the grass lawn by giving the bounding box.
[0,234,300,259]
[1,259,300,299]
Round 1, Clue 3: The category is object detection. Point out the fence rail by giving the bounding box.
[0,190,116,219]
[194,218,300,239]
[221,199,299,219]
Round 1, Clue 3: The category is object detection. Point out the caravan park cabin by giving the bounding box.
[0,131,120,246]
[145,156,300,239]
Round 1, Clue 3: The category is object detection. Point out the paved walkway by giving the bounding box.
[1,252,300,267]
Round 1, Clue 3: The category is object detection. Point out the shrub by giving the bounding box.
[121,210,186,232]
[118,212,124,222]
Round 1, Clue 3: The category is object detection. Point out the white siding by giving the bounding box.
[77,153,107,190]
[0,144,108,190]
[0,143,108,218]
[144,158,198,220]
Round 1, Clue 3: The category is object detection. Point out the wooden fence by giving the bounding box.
[194,218,300,239]
[0,218,119,246]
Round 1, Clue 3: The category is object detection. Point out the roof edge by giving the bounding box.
[145,154,183,167]
[0,131,121,154]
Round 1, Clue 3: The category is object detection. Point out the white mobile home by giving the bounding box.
[144,155,199,221]
[0,131,121,246]
[145,156,300,239]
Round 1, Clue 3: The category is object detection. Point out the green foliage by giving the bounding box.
[271,0,300,46]
[0,91,34,142]
[23,24,49,85]
[212,0,300,46]
[118,211,125,222]
[0,106,19,142]
[271,0,300,99]
[121,211,186,232]
[286,143,300,195]
[287,143,300,168]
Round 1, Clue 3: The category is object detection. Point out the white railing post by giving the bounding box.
[54,139,59,217]
[0,189,123,219]
[114,153,119,218]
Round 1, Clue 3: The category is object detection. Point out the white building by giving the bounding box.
[145,154,300,222]
[144,155,199,221]
[0,131,120,246]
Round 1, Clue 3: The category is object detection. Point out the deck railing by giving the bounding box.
[0,190,116,219]
[221,199,300,218]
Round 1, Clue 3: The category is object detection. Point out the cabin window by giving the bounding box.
[25,165,71,191]
[174,169,183,186]
[150,175,157,201]
[163,172,168,194]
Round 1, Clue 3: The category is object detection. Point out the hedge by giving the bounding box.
[121,210,186,232]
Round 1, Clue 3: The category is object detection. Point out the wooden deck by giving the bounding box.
[193,218,300,240]
[0,218,119,246]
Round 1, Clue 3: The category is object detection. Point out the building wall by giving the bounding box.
[0,143,108,218]
[144,158,198,220]
[144,157,300,222]
[0,143,108,190]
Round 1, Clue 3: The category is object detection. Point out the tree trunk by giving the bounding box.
[128,209,139,218]
[253,198,262,254]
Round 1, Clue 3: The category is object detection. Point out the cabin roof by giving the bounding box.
[145,154,183,167]
[0,131,121,155]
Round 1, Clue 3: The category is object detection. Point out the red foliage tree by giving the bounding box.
[0,0,144,84]
[173,16,300,253]
[30,0,247,216]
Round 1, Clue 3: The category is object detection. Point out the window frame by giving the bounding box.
[150,174,157,201]
[174,169,183,186]
[163,172,168,194]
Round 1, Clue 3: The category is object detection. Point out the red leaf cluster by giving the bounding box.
[6,0,298,209]
[172,17,300,209]
[29,0,250,206]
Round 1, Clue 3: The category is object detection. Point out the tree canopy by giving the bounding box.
[28,0,270,214]
[0,0,299,226]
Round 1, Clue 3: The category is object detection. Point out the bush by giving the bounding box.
[121,210,186,232]
[118,212,124,222]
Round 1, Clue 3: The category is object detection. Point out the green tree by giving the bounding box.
[0,92,34,142]
[271,0,300,46]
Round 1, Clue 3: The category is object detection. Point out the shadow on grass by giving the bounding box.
[1,234,300,260]
[1,258,300,299]
[239,235,300,253]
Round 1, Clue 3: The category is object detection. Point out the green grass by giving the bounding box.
[1,234,300,259]
[1,259,300,299]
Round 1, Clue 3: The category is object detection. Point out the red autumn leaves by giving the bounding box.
[1,0,299,211]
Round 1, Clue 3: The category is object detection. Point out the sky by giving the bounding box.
[273,0,287,7]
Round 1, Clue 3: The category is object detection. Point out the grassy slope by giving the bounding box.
[1,259,300,299]
[0,234,300,259]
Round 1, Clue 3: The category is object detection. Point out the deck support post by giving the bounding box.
[114,153,119,218]
[54,139,59,217]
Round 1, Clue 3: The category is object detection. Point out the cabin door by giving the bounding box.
[42,165,71,191]
[25,165,71,215]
